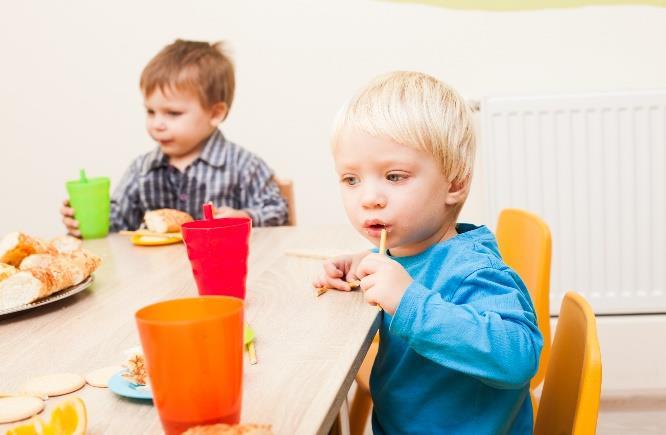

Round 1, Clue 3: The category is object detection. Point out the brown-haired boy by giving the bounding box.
[61,39,288,234]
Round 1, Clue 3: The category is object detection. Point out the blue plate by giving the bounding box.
[108,371,153,400]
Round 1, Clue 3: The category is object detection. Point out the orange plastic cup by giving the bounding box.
[135,297,244,435]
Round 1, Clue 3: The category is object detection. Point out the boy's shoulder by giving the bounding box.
[401,224,513,284]
[409,224,531,304]
[448,224,506,271]
[198,130,268,170]
[125,147,166,177]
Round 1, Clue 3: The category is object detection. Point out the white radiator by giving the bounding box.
[481,91,666,315]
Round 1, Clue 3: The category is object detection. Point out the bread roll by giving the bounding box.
[144,209,193,233]
[0,249,101,310]
[0,263,18,282]
[49,235,82,253]
[0,232,51,266]
[19,254,54,270]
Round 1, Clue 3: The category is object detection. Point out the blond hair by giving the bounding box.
[140,39,235,111]
[331,71,475,185]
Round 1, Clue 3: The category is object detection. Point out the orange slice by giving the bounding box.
[5,418,44,435]
[42,397,87,435]
[7,397,88,435]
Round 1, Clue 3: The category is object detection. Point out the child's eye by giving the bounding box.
[167,111,182,117]
[341,175,359,186]
[386,173,407,182]
[146,109,155,116]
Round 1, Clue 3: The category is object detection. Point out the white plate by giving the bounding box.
[0,275,94,316]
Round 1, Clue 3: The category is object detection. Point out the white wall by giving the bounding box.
[1,0,665,236]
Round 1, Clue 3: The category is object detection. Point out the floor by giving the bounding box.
[355,392,666,434]
[596,390,666,434]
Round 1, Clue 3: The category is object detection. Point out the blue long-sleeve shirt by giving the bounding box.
[370,224,543,434]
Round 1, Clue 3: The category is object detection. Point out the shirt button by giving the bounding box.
[179,194,188,201]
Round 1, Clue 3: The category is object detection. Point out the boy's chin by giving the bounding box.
[159,145,187,156]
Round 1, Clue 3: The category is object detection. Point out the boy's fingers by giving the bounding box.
[313,273,351,291]
[212,206,228,217]
[363,287,379,307]
[356,254,384,279]
[62,217,79,228]
[346,271,360,282]
[359,275,375,293]
[60,205,75,217]
[361,277,381,307]
[323,261,344,278]
[325,277,352,291]
[62,199,71,206]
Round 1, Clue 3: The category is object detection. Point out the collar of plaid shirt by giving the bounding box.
[140,129,229,176]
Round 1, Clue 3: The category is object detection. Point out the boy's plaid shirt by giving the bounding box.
[109,129,288,230]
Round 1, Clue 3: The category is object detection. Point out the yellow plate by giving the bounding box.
[130,234,182,246]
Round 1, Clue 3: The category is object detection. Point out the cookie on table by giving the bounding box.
[0,396,44,424]
[20,373,85,397]
[85,366,122,388]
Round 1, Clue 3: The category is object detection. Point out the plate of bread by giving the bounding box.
[0,232,101,316]
[121,209,193,246]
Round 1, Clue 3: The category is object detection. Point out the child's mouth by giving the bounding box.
[363,221,390,237]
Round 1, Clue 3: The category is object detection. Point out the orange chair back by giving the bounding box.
[534,292,602,435]
[496,208,551,390]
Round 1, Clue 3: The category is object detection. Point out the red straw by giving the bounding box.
[202,202,214,220]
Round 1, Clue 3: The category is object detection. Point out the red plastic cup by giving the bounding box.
[136,296,244,435]
[181,204,251,299]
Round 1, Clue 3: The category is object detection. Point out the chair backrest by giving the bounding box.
[496,208,552,390]
[275,177,296,226]
[534,291,602,435]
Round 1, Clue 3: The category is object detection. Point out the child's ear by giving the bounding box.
[209,102,229,126]
[445,176,471,206]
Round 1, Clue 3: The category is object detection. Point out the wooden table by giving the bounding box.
[0,226,380,434]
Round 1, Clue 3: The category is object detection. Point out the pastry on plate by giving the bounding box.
[0,248,101,310]
[0,232,51,267]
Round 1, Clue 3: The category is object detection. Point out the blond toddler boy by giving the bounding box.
[314,71,543,434]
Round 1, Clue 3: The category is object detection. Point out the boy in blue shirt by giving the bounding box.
[314,71,543,434]
[60,39,288,235]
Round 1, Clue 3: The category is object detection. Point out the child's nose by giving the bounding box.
[360,186,387,209]
[152,117,166,131]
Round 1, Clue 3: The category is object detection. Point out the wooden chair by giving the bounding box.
[274,177,296,226]
[534,291,602,435]
[348,208,552,434]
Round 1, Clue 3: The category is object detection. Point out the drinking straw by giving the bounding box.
[202,202,214,220]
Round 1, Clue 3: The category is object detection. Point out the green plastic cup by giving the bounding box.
[66,169,111,239]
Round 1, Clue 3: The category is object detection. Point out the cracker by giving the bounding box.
[85,366,122,388]
[20,373,85,397]
[0,396,44,423]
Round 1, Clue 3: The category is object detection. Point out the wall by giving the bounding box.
[1,0,665,235]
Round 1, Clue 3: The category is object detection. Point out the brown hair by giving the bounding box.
[140,39,235,111]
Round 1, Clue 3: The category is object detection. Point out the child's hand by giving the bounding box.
[60,199,81,238]
[213,206,251,220]
[312,251,370,291]
[356,254,413,315]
